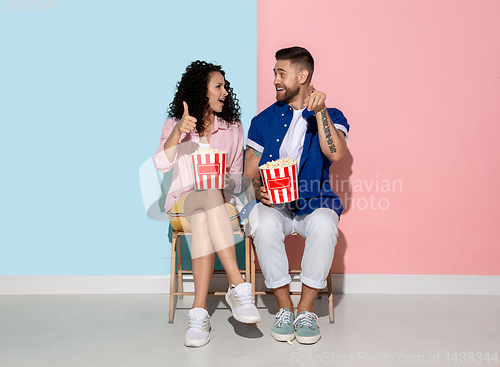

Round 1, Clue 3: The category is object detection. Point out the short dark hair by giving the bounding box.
[275,46,314,82]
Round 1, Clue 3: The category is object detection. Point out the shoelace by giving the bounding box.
[233,286,254,306]
[273,309,293,327]
[188,314,210,330]
[293,312,318,329]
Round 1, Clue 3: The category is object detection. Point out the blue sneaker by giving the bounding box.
[271,308,295,342]
[294,311,320,344]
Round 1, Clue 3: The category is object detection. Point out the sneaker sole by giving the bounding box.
[184,336,210,347]
[271,330,296,342]
[225,292,261,324]
[296,334,321,344]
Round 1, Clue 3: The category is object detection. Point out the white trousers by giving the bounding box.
[248,203,339,290]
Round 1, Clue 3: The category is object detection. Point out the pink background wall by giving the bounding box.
[257,0,500,275]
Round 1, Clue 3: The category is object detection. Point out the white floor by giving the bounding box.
[1,294,499,367]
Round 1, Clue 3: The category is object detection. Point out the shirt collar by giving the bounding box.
[276,101,292,116]
[277,101,314,119]
[302,108,315,119]
[212,116,227,133]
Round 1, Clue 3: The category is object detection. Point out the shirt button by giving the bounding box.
[281,113,284,116]
[269,154,272,157]
[284,124,287,127]
[276,139,279,142]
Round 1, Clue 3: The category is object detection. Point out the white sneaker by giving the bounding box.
[225,282,261,324]
[184,308,210,347]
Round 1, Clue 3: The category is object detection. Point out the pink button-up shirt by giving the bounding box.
[154,117,244,213]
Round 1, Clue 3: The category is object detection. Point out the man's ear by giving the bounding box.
[299,69,309,84]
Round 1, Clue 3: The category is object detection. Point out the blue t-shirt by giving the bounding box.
[247,101,350,217]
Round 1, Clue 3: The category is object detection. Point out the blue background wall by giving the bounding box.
[0,1,257,275]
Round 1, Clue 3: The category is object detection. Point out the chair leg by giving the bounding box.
[169,231,178,323]
[177,235,183,299]
[250,238,256,303]
[245,235,250,284]
[327,273,334,323]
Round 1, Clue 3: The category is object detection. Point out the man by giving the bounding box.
[244,46,349,344]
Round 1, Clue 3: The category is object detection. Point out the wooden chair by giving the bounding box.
[247,234,335,323]
[168,224,249,323]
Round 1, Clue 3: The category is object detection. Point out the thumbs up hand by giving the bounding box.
[175,101,197,134]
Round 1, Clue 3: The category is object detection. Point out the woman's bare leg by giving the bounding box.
[184,190,245,286]
[190,209,216,310]
[215,246,245,286]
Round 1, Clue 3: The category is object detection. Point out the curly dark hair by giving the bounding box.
[167,60,241,136]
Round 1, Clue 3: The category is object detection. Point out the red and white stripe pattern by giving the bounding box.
[260,163,298,204]
[191,152,227,190]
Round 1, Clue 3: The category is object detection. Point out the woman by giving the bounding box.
[154,61,260,347]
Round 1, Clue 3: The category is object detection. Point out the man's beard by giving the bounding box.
[276,83,300,103]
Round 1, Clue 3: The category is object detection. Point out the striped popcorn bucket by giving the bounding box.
[260,163,299,204]
[191,152,227,190]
